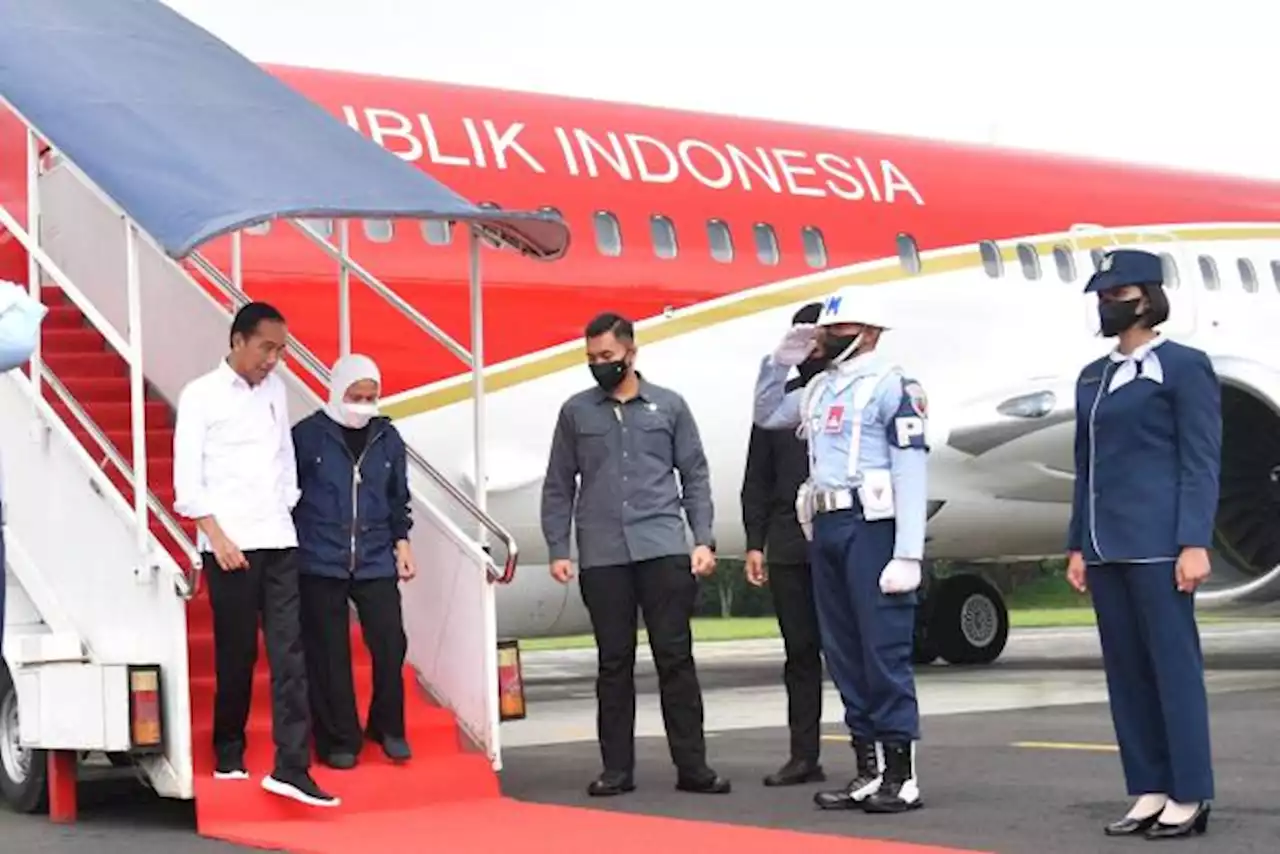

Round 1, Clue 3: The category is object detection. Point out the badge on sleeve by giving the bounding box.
[889,377,929,450]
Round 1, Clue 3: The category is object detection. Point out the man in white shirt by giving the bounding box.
[173,302,338,808]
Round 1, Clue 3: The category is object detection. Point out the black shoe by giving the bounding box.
[860,741,922,813]
[380,736,412,762]
[764,757,825,787]
[814,738,881,810]
[1145,802,1210,840]
[676,769,731,794]
[213,742,247,780]
[261,769,341,808]
[1104,811,1162,836]
[322,751,358,770]
[587,771,635,797]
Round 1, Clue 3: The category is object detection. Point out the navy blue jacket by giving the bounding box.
[1067,340,1221,565]
[291,411,412,580]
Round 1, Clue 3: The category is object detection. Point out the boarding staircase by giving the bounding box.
[1,137,515,834]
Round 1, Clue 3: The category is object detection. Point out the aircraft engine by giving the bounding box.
[1202,356,1280,606]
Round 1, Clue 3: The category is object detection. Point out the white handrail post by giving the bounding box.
[231,229,243,296]
[124,220,150,579]
[338,219,351,357]
[25,128,41,399]
[468,225,487,548]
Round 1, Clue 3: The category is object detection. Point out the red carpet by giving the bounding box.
[204,797,991,854]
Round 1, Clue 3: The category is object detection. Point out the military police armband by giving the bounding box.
[888,378,929,450]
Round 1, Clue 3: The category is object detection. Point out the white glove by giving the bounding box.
[771,323,818,367]
[879,558,921,594]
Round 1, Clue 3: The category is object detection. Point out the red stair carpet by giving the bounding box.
[37,287,986,854]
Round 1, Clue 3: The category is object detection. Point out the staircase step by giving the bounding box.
[44,305,86,329]
[43,326,106,353]
[42,352,125,378]
[68,426,174,464]
[43,375,130,402]
[49,399,173,431]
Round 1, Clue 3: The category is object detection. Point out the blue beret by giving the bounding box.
[1084,249,1164,294]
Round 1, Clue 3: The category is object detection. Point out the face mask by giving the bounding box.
[822,333,860,362]
[1098,299,1143,337]
[590,359,628,392]
[340,401,378,429]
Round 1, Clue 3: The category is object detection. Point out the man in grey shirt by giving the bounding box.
[541,312,730,798]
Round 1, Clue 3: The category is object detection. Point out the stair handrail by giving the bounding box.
[0,197,194,600]
[184,251,519,584]
[27,365,200,599]
[289,220,474,368]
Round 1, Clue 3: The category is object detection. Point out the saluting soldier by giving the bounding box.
[753,287,930,814]
[1066,249,1219,840]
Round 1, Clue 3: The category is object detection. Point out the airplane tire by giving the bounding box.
[928,574,1009,666]
[0,661,49,814]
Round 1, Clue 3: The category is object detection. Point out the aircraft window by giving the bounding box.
[593,211,622,257]
[300,218,333,239]
[896,233,921,275]
[1090,248,1108,270]
[1238,258,1259,293]
[362,219,393,243]
[245,221,271,236]
[650,214,678,260]
[1051,244,1075,282]
[1159,252,1179,290]
[754,223,780,266]
[707,219,734,263]
[1016,243,1041,280]
[421,219,452,246]
[802,226,827,268]
[538,205,563,220]
[979,240,1002,277]
[1272,260,1280,292]
[1198,255,1219,290]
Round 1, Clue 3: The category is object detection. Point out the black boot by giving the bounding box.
[813,738,881,810]
[861,741,921,813]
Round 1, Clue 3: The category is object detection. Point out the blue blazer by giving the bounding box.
[1066,339,1221,565]
[291,412,413,580]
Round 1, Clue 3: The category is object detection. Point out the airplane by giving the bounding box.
[5,63,1280,669]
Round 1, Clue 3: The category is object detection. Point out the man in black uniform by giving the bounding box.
[741,302,828,787]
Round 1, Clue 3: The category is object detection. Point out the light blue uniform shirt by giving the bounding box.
[752,354,930,561]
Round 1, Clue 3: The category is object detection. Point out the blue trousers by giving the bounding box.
[810,508,920,742]
[1087,561,1214,802]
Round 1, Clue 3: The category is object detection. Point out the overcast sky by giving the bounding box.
[161,0,1278,181]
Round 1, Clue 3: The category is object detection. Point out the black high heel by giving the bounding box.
[1144,802,1210,840]
[1104,811,1161,836]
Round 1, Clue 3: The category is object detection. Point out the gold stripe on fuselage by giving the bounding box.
[379,224,1280,420]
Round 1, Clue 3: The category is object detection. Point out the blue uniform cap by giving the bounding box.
[1084,249,1164,294]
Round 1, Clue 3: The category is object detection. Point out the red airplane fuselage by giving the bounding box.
[5,63,1280,396]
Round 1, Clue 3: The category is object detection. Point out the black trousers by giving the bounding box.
[204,548,310,774]
[298,575,407,757]
[768,560,823,762]
[579,554,709,777]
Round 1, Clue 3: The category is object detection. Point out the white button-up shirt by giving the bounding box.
[172,360,300,553]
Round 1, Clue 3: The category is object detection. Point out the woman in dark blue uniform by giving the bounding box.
[1066,248,1220,840]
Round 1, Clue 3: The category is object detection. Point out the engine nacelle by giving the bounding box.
[1201,356,1280,606]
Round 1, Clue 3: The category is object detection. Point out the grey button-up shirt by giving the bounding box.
[540,376,714,570]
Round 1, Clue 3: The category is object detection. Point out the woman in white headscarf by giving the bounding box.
[291,354,416,769]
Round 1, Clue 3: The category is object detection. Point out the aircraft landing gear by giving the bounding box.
[912,573,1009,666]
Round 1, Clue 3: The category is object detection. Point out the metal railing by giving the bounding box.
[185,250,519,583]
[32,366,200,599]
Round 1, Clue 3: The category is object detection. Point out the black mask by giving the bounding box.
[1098,299,1143,337]
[590,359,628,391]
[822,333,860,361]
